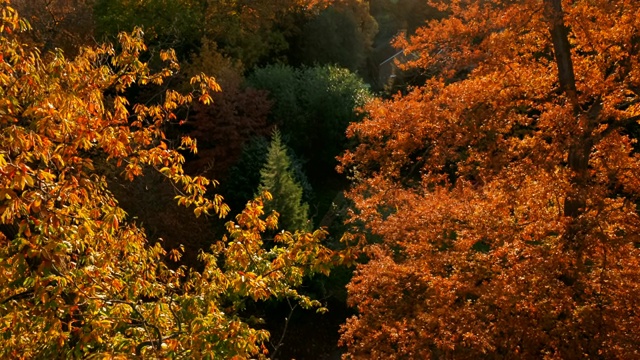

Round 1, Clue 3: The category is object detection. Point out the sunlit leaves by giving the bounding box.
[0,2,334,358]
[339,0,640,358]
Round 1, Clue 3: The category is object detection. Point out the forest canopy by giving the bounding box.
[1,0,640,358]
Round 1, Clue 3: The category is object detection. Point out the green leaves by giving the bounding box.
[257,130,311,232]
[247,64,371,175]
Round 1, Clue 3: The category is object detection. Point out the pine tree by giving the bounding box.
[258,130,311,232]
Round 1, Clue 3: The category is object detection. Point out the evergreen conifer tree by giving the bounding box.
[258,130,311,231]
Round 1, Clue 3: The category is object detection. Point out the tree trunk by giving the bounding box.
[545,0,578,109]
[544,0,591,219]
[545,3,605,354]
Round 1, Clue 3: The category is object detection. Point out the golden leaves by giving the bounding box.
[0,2,334,358]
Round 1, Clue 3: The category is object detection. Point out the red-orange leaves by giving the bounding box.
[339,0,640,358]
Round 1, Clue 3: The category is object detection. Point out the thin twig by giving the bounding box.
[269,298,298,360]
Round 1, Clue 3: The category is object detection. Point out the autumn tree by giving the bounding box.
[258,130,311,232]
[0,2,334,357]
[338,0,640,358]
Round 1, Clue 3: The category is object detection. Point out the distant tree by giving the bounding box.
[180,40,274,179]
[247,64,371,177]
[224,136,272,212]
[93,0,329,68]
[258,130,311,232]
[224,135,314,215]
[200,0,305,68]
[292,0,378,74]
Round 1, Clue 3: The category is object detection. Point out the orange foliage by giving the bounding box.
[0,2,335,357]
[339,0,640,358]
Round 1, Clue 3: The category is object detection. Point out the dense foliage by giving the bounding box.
[0,3,335,357]
[292,0,377,74]
[93,0,329,68]
[94,0,203,58]
[5,0,638,358]
[339,0,640,358]
[247,64,371,176]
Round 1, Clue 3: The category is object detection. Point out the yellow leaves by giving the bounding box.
[199,92,213,105]
[180,135,198,154]
[0,3,338,357]
[29,197,41,213]
[0,4,20,33]
[159,49,177,63]
[168,247,182,262]
[189,73,222,105]
[113,95,129,119]
[115,27,147,56]
[189,74,201,86]
[193,206,206,218]
[103,211,119,231]
[123,162,142,181]
[9,171,33,191]
[36,169,56,182]
[220,195,335,303]
[163,89,184,111]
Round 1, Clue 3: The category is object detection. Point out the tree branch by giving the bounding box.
[269,298,298,359]
[1,289,34,304]
[597,114,640,140]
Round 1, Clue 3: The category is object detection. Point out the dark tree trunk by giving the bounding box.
[545,0,578,108]
[544,0,592,219]
[544,4,606,354]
